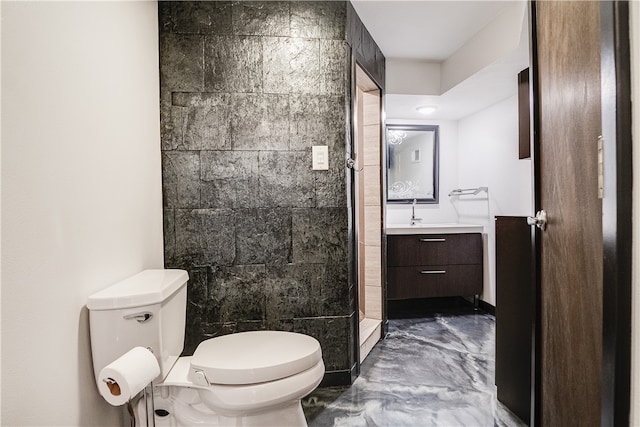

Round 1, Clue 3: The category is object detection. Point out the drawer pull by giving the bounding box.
[419,238,446,242]
[420,270,446,274]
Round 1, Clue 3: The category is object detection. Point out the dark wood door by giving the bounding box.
[534,2,603,425]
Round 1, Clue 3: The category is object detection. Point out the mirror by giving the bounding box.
[386,124,439,204]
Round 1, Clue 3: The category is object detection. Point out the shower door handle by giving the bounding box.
[345,157,363,171]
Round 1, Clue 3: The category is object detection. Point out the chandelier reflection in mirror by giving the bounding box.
[387,130,408,145]
[389,180,419,199]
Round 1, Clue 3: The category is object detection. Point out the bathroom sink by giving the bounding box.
[385,223,483,235]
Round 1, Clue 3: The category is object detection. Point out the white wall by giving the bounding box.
[441,1,526,93]
[457,95,532,305]
[385,118,459,225]
[1,2,164,426]
[386,59,441,95]
[630,1,640,425]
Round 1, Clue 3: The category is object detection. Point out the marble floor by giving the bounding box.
[302,311,526,427]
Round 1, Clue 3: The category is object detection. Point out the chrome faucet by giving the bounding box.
[410,199,422,225]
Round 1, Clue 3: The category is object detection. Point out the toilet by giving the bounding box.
[87,269,324,427]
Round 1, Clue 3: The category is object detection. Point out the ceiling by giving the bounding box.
[350,1,511,60]
[350,1,530,121]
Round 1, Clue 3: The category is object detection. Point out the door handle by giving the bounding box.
[527,210,547,231]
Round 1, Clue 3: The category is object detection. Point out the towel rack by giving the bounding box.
[448,187,488,197]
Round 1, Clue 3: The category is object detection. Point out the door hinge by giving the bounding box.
[598,135,604,199]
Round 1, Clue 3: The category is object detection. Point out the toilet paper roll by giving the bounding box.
[98,347,160,406]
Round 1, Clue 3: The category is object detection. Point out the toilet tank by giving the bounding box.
[87,269,188,385]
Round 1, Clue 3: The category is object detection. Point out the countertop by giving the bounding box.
[385,223,484,235]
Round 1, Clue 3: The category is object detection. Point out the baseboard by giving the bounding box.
[388,296,496,318]
[319,363,357,387]
[478,300,495,315]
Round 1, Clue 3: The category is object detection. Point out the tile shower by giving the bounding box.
[159,1,384,382]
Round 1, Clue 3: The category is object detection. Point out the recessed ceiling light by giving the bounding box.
[416,105,438,115]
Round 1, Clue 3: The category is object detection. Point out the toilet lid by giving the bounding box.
[190,331,322,385]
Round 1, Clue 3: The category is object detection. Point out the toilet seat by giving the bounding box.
[189,331,322,385]
[198,359,325,415]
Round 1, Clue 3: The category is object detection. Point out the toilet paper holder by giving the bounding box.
[114,346,156,427]
[143,347,156,427]
[102,377,121,396]
[143,382,156,427]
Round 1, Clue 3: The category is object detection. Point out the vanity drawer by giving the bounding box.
[387,233,482,267]
[387,265,483,300]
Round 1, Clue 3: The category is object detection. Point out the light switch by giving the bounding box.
[312,145,329,170]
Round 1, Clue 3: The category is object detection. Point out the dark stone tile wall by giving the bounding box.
[346,2,385,89]
[159,1,366,376]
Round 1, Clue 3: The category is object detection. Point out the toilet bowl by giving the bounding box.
[139,331,325,426]
[189,331,324,415]
[87,270,324,427]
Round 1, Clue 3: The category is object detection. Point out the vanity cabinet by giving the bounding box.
[387,233,483,300]
[495,216,532,424]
